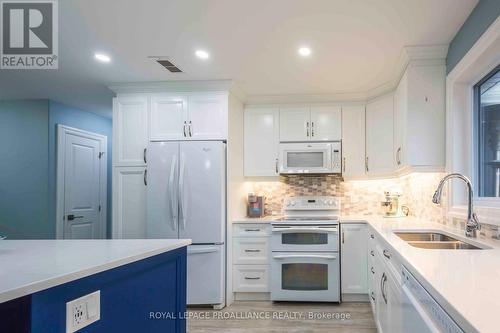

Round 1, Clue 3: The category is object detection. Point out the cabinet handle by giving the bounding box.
[244,277,261,280]
[383,250,391,259]
[397,147,402,166]
[381,273,388,304]
[188,121,193,137]
[311,122,315,137]
[67,214,84,221]
[245,229,261,232]
[343,157,346,173]
[275,158,279,174]
[371,267,375,274]
[370,250,374,257]
[244,249,261,253]
[306,122,310,137]
[370,292,375,301]
[183,121,187,137]
[370,234,374,239]
[143,148,147,164]
[144,169,147,186]
[342,231,345,244]
[365,156,369,172]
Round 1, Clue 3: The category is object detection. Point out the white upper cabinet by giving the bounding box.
[113,95,148,166]
[341,105,366,178]
[366,94,395,176]
[149,94,188,141]
[279,106,310,142]
[394,63,445,171]
[244,107,280,176]
[188,93,228,140]
[310,106,341,141]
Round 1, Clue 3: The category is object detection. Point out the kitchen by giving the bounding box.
[0,0,500,333]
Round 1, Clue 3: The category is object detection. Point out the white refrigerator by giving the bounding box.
[147,141,226,307]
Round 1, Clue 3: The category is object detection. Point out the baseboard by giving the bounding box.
[234,292,270,301]
[342,293,369,302]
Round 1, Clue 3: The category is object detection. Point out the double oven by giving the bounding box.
[270,196,340,302]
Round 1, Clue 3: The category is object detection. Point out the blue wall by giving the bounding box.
[48,101,113,238]
[0,99,112,239]
[447,0,500,73]
[0,100,50,239]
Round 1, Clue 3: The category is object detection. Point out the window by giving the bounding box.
[475,65,500,198]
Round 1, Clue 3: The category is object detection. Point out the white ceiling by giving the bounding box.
[0,0,478,117]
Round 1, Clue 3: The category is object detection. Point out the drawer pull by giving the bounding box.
[383,250,391,259]
[370,234,374,239]
[371,267,375,274]
[370,250,374,257]
[244,229,261,232]
[244,277,261,280]
[244,249,261,253]
[370,292,375,301]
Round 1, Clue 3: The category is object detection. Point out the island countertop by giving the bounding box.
[0,239,191,304]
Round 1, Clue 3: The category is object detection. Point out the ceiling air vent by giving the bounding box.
[156,59,183,73]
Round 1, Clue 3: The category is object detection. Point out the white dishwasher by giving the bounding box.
[401,266,464,333]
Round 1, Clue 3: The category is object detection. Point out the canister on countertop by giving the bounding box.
[247,193,265,218]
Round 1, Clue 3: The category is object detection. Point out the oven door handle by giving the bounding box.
[272,227,338,233]
[272,254,337,260]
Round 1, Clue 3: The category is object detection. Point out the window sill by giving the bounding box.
[448,205,500,227]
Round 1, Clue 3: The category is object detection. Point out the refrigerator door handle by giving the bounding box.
[179,152,186,230]
[169,155,177,231]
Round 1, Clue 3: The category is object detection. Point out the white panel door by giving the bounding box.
[244,108,280,176]
[279,106,310,142]
[366,95,395,175]
[341,105,366,178]
[310,106,342,141]
[146,142,179,239]
[187,93,228,140]
[113,96,148,166]
[63,132,102,239]
[113,166,147,239]
[341,224,368,294]
[149,94,187,141]
[178,141,225,244]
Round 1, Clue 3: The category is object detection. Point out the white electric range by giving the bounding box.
[270,196,340,302]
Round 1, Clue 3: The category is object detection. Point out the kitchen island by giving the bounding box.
[0,239,191,333]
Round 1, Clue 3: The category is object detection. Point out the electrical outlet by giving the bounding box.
[66,290,100,333]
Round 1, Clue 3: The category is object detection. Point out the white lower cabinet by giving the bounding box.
[341,223,368,295]
[232,223,271,297]
[112,166,147,239]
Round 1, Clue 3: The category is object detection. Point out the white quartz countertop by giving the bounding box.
[0,239,191,304]
[345,216,500,333]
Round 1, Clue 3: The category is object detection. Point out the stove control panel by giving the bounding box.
[283,196,340,211]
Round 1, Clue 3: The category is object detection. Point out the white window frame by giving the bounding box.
[446,16,500,226]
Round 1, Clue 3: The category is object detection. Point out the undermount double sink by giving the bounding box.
[394,231,487,250]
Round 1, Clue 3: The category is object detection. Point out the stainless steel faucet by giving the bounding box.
[432,173,480,238]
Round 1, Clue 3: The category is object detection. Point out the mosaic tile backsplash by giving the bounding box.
[247,172,499,239]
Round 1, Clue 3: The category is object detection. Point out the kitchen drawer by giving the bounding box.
[233,237,269,264]
[233,224,271,237]
[233,265,269,292]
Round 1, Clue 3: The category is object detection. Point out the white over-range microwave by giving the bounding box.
[278,142,341,174]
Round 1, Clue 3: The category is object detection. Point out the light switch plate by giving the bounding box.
[66,290,100,333]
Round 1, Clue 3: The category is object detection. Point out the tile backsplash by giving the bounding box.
[247,172,499,239]
[248,173,446,222]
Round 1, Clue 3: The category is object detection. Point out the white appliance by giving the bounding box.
[270,196,340,302]
[278,142,341,174]
[147,141,226,307]
[401,266,464,333]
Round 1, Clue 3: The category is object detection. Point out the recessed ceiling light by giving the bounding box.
[94,53,111,63]
[195,50,210,59]
[298,47,312,57]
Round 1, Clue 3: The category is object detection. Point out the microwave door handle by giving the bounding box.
[273,254,337,260]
